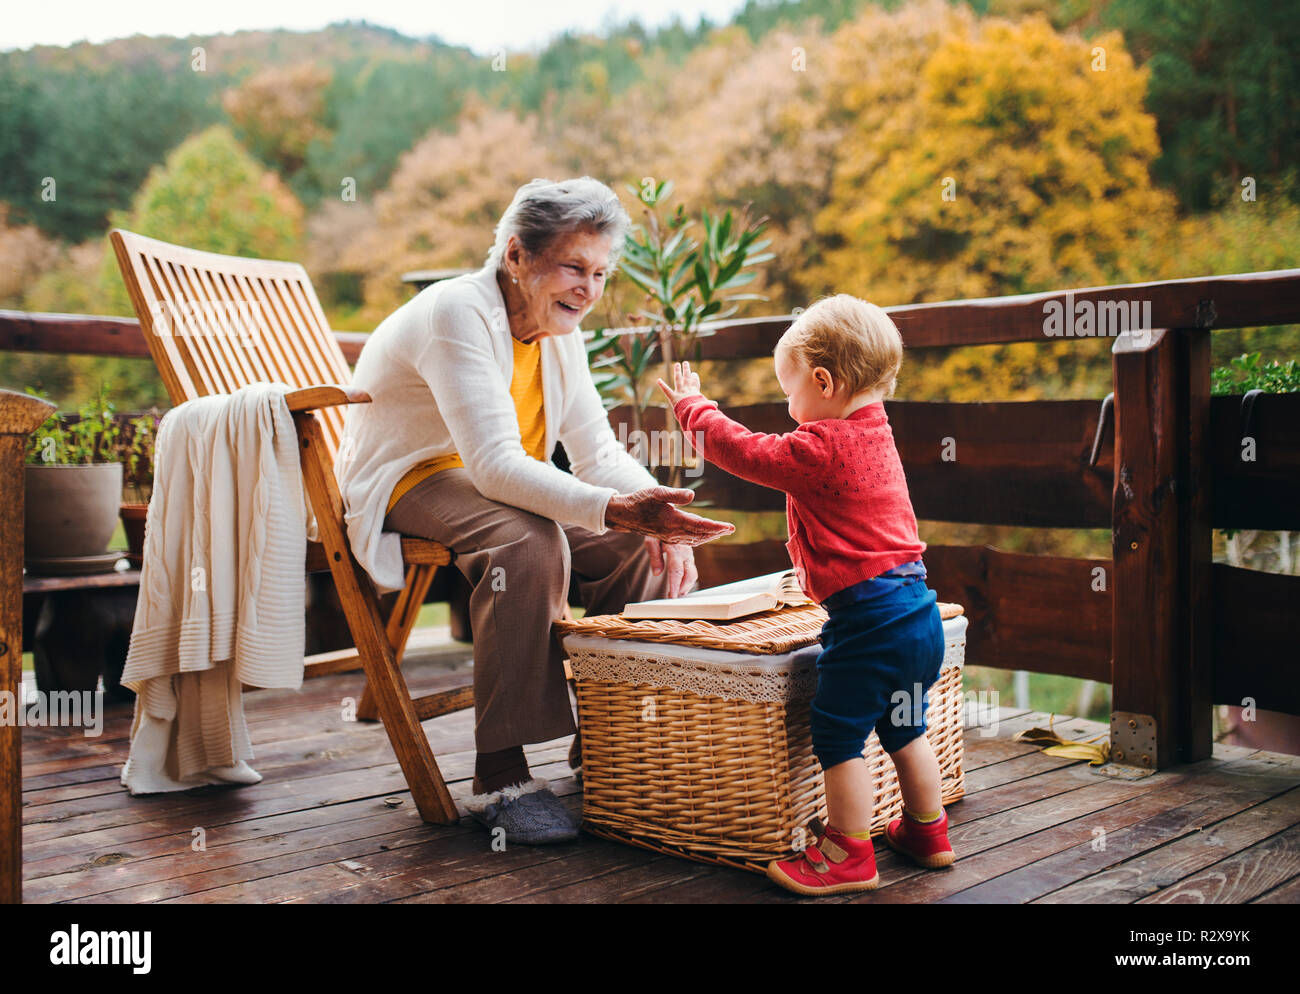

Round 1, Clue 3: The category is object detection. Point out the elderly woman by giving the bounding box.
[338,177,733,844]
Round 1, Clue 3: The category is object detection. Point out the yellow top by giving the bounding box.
[386,335,547,514]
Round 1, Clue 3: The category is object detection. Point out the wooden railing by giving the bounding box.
[0,309,371,365]
[3,267,1299,776]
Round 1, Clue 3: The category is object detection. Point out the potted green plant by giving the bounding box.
[24,387,125,573]
[590,180,773,489]
[117,410,160,567]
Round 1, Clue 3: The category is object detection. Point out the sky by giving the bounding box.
[2,0,753,54]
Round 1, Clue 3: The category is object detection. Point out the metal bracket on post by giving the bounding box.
[1098,711,1159,779]
[1088,392,1114,467]
[1240,388,1263,443]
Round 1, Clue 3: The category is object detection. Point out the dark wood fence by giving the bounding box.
[3,266,1299,775]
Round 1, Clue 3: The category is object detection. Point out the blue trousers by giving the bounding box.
[810,574,945,770]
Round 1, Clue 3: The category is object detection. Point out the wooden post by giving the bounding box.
[1110,328,1213,769]
[0,388,57,904]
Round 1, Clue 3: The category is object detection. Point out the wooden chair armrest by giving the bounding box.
[284,385,372,412]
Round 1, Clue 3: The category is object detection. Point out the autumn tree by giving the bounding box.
[0,203,60,308]
[541,24,843,314]
[809,11,1176,305]
[1134,199,1300,371]
[343,99,563,321]
[99,125,304,313]
[222,62,333,180]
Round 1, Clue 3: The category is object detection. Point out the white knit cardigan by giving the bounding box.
[338,264,659,594]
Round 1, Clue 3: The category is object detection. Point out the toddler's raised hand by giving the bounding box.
[656,361,704,406]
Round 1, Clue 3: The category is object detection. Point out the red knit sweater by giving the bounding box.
[673,394,926,604]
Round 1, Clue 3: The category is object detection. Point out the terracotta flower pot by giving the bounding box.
[120,502,149,567]
[24,462,124,563]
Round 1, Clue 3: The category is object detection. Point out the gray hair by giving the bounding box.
[486,176,632,272]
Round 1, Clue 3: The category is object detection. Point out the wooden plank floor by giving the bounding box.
[18,633,1300,904]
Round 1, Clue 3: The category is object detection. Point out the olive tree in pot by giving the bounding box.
[24,388,125,573]
[587,179,773,490]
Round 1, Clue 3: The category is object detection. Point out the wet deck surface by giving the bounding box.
[19,633,1300,903]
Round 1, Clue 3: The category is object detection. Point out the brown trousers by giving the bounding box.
[384,467,683,753]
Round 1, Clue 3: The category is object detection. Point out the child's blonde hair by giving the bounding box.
[778,294,904,398]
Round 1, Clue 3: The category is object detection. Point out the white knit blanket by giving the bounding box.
[119,382,318,794]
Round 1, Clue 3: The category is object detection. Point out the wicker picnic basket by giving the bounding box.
[554,601,967,874]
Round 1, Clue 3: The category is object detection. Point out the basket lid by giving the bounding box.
[553,601,963,655]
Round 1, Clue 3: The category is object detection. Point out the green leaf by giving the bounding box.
[717,211,733,249]
[632,307,668,325]
[662,227,688,261]
[716,271,759,289]
[714,255,743,287]
[692,258,710,295]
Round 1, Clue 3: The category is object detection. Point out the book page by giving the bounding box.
[777,569,813,606]
[622,569,809,621]
[676,570,790,600]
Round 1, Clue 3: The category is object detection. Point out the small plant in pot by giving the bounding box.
[117,410,160,568]
[24,386,126,574]
[588,180,773,490]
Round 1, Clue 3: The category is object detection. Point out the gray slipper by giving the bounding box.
[464,777,580,845]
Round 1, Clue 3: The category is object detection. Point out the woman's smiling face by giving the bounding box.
[507,229,612,342]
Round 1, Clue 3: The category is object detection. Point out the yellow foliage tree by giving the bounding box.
[809,12,1176,305]
[542,24,844,315]
[1151,200,1300,366]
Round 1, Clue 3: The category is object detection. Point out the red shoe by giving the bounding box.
[766,819,880,896]
[884,808,955,868]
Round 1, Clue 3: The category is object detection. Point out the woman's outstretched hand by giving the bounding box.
[605,485,734,546]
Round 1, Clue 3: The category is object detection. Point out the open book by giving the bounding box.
[622,569,814,621]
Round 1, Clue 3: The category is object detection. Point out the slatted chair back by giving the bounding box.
[109,229,351,462]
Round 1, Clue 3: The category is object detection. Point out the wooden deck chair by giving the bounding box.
[109,228,471,824]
